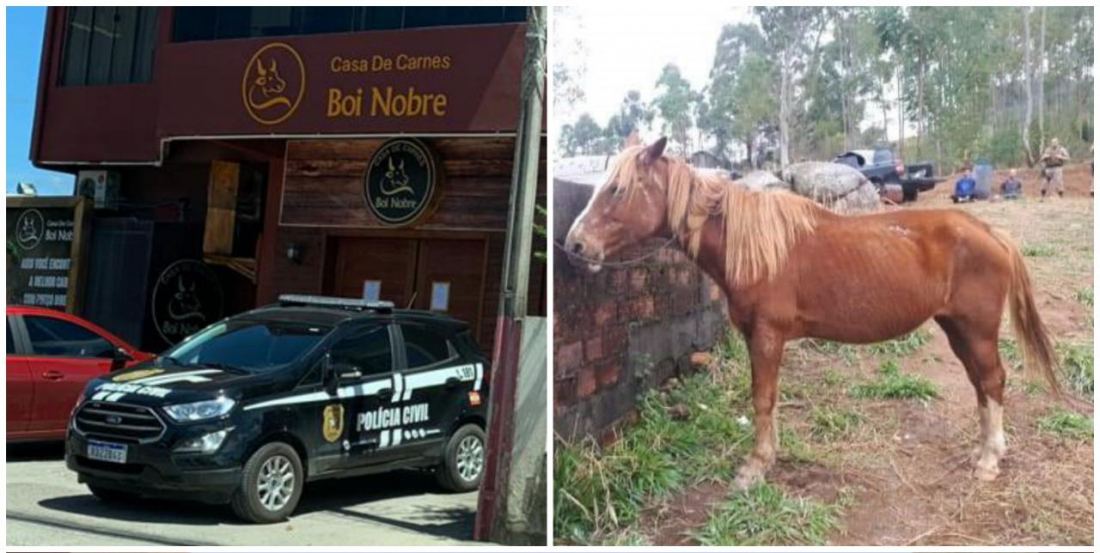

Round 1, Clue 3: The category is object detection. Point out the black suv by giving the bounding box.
[66,295,489,523]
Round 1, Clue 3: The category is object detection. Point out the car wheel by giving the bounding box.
[436,424,487,492]
[903,187,918,202]
[230,442,304,524]
[88,483,138,503]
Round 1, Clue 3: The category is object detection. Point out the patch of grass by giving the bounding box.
[554,360,756,542]
[714,331,750,366]
[821,368,848,387]
[866,328,932,357]
[849,360,939,402]
[1036,409,1093,441]
[1021,243,1057,257]
[1058,343,1094,398]
[693,484,845,546]
[805,339,861,366]
[998,337,1023,372]
[809,407,864,441]
[1074,288,1094,328]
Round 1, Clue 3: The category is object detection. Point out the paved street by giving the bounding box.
[7,443,479,546]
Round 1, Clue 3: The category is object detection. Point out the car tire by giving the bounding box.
[436,424,487,492]
[88,483,138,503]
[230,442,304,524]
[903,187,918,202]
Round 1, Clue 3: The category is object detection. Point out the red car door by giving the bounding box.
[7,321,33,435]
[22,314,116,436]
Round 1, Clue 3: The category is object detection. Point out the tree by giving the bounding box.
[703,23,775,166]
[755,6,828,167]
[558,113,606,157]
[652,64,699,153]
[605,90,654,143]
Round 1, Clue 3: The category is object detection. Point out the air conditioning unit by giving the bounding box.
[76,170,120,209]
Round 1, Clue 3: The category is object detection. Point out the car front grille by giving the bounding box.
[75,401,166,443]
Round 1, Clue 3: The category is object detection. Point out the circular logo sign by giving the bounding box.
[15,209,44,250]
[363,139,439,226]
[151,260,224,345]
[323,404,345,443]
[242,42,306,126]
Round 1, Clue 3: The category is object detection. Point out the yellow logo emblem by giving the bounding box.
[322,404,345,443]
[242,42,305,126]
[113,368,164,382]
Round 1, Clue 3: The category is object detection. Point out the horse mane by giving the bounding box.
[613,147,823,286]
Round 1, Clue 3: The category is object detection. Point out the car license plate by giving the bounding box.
[87,440,127,464]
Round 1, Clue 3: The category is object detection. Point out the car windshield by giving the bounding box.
[161,319,329,373]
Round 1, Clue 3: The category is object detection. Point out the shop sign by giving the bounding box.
[151,260,224,345]
[6,197,89,312]
[363,138,440,226]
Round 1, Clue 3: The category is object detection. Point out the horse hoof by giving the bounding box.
[733,469,763,491]
[973,465,1000,481]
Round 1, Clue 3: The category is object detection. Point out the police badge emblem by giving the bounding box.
[322,404,344,443]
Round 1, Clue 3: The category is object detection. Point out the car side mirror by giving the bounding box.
[107,347,133,371]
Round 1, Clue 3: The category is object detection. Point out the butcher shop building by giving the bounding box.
[28,6,545,352]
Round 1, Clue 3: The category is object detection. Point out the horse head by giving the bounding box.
[253,58,286,96]
[564,136,671,273]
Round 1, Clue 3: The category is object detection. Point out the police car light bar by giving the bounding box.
[277,294,395,312]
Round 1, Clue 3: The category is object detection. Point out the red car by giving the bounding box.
[7,306,152,442]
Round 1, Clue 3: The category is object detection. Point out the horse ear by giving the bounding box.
[388,157,394,170]
[269,58,277,72]
[624,130,642,148]
[642,137,668,165]
[255,58,266,77]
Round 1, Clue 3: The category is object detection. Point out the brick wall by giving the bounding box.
[553,173,728,443]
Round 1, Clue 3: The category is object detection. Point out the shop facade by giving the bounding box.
[30,7,545,352]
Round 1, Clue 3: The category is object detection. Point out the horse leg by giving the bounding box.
[936,315,1007,481]
[734,326,784,490]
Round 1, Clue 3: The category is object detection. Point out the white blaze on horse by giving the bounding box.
[564,136,1064,488]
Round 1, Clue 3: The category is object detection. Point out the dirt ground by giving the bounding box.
[630,163,1095,546]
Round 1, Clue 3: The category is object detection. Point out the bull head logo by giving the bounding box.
[242,43,305,125]
[380,156,414,196]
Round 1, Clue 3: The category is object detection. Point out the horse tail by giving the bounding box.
[992,229,1064,402]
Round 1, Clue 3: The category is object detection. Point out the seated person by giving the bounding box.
[1000,169,1022,199]
[952,170,976,203]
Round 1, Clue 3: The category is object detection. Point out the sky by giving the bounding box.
[7,6,73,195]
[554,5,911,150]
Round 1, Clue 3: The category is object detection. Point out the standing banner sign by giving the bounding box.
[6,196,91,313]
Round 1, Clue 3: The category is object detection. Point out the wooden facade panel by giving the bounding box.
[282,138,517,231]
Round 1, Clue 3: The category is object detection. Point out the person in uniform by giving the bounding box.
[1039,137,1070,198]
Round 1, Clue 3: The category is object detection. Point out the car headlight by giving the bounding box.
[174,429,231,454]
[163,397,236,423]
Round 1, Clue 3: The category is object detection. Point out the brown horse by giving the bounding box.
[564,136,1062,488]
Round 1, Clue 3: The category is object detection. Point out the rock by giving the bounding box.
[829,181,881,214]
[737,170,789,192]
[882,183,904,204]
[690,351,713,369]
[781,161,880,214]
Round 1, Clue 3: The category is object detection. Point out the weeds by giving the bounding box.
[1036,409,1093,441]
[1021,243,1057,257]
[693,484,846,546]
[809,407,864,441]
[1057,343,1093,398]
[866,328,932,357]
[849,359,938,401]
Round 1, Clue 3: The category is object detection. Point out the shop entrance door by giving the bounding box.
[330,237,486,340]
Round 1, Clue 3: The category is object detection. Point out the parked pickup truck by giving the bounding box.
[834,148,939,202]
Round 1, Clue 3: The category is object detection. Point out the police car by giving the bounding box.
[66,295,489,523]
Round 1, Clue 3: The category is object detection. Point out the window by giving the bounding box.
[7,322,15,354]
[61,7,158,86]
[172,7,526,42]
[165,320,327,372]
[401,324,453,369]
[24,316,114,358]
[329,325,393,377]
